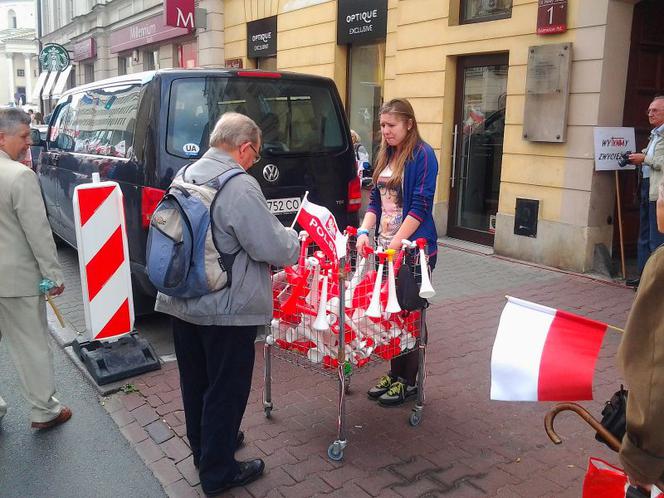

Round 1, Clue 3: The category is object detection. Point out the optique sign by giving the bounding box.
[337,0,387,45]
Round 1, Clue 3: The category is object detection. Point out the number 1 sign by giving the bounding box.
[537,0,567,35]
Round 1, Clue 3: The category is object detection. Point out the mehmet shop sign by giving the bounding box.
[39,43,71,72]
[337,0,387,45]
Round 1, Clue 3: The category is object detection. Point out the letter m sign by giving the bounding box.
[165,0,195,29]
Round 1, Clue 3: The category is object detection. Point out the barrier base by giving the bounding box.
[73,332,161,386]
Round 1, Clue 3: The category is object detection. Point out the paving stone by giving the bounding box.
[99,395,122,414]
[150,457,183,486]
[146,419,175,444]
[160,436,192,463]
[175,455,200,487]
[109,407,135,428]
[132,404,160,427]
[135,437,165,465]
[120,420,149,444]
[164,478,200,498]
[276,475,333,497]
[121,392,146,411]
[245,467,295,498]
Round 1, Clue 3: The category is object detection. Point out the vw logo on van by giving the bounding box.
[263,164,280,183]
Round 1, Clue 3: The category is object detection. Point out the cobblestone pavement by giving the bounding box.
[53,243,635,497]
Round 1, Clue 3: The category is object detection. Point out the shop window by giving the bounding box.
[17,69,25,77]
[177,42,197,68]
[257,57,277,71]
[144,50,159,71]
[461,0,512,24]
[84,63,94,84]
[118,56,131,76]
[347,42,385,166]
[8,9,17,28]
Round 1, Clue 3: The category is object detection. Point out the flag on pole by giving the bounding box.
[490,296,607,402]
[294,193,347,264]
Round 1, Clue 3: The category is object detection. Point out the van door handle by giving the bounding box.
[450,124,458,189]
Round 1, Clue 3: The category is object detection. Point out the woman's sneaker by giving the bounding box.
[367,375,395,400]
[378,379,417,406]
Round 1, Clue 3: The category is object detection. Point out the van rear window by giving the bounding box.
[166,77,346,159]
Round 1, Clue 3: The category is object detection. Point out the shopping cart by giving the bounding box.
[262,229,434,461]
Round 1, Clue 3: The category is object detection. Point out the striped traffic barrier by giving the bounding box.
[73,178,134,341]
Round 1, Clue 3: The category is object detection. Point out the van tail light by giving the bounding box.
[21,149,33,169]
[347,176,361,213]
[141,187,166,229]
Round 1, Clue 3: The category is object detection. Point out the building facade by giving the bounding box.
[36,0,664,274]
[223,0,663,273]
[0,0,38,108]
[38,0,224,107]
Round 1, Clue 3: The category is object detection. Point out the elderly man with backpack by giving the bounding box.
[152,113,299,496]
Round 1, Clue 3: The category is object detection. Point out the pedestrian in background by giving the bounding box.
[0,108,70,430]
[351,129,371,187]
[155,113,299,496]
[32,112,44,125]
[627,95,664,288]
[618,176,664,491]
[356,98,438,407]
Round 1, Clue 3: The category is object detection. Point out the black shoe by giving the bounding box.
[626,278,640,288]
[377,379,417,407]
[367,375,395,400]
[194,431,246,468]
[203,458,265,496]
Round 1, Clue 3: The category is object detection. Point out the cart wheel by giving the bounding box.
[327,443,344,461]
[409,411,423,427]
[264,407,272,419]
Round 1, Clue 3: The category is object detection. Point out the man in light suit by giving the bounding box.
[0,108,71,429]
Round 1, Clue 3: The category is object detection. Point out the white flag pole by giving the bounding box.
[290,191,309,230]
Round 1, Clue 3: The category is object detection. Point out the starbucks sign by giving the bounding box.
[39,43,71,71]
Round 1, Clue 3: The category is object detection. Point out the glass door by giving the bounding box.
[449,54,508,245]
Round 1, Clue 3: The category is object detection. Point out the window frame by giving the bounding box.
[460,0,512,25]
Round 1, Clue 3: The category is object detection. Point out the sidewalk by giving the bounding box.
[89,243,635,498]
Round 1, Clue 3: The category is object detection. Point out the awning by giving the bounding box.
[32,71,49,101]
[52,65,73,99]
[41,71,59,101]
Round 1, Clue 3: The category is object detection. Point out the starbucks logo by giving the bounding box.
[39,44,70,72]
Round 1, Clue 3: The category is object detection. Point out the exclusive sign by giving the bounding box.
[593,127,636,171]
[247,16,277,58]
[337,0,387,45]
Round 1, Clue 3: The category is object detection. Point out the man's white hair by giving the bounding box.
[209,112,262,149]
[0,108,31,134]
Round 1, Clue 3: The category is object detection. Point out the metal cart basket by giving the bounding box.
[262,230,433,461]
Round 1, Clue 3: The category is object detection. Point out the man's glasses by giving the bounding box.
[647,109,664,115]
[248,143,261,165]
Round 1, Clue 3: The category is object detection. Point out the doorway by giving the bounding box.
[618,0,664,257]
[449,54,508,245]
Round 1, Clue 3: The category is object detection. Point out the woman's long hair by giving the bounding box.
[372,98,422,190]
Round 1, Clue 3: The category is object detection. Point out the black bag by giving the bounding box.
[396,263,427,311]
[595,385,628,449]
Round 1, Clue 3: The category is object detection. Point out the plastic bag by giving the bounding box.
[583,458,663,498]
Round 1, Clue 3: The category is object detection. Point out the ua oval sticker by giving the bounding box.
[183,143,200,156]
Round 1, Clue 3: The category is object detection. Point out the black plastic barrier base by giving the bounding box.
[73,332,161,386]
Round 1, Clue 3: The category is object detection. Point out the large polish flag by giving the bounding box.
[490,296,607,402]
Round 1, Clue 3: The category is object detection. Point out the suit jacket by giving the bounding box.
[618,246,664,484]
[0,150,63,297]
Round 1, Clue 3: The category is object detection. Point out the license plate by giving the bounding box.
[267,197,301,215]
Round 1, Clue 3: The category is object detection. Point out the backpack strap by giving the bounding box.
[208,168,246,286]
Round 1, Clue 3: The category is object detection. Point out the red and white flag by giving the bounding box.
[294,193,347,263]
[490,296,607,401]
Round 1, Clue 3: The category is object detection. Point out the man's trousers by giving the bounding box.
[0,295,61,423]
[172,318,258,492]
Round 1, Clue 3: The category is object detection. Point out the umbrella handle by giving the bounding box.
[544,402,621,452]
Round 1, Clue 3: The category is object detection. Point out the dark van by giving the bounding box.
[36,69,361,313]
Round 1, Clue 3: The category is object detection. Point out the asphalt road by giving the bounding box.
[0,335,166,498]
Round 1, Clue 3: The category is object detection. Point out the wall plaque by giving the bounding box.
[523,43,572,142]
[225,58,243,69]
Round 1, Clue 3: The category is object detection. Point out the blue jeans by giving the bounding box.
[637,178,650,274]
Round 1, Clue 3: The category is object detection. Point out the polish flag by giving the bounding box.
[490,296,607,401]
[294,192,347,264]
